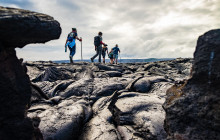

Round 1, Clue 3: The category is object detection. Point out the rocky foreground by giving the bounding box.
[26,58,192,140]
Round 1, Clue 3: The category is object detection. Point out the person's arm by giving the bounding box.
[65,38,68,52]
[109,49,112,54]
[119,49,120,53]
[75,32,82,42]
[107,48,109,54]
[65,37,68,46]
[100,41,107,45]
[76,36,82,42]
[65,33,70,46]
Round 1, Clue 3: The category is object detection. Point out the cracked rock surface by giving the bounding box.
[26,58,192,140]
[163,29,220,140]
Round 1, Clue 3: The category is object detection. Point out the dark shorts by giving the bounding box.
[102,52,106,58]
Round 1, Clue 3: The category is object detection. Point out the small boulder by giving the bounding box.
[105,71,122,77]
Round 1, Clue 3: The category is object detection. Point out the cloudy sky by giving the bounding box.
[1,0,219,61]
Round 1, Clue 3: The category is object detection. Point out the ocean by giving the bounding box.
[54,58,175,63]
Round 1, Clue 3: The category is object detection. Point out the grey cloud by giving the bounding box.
[2,0,220,60]
[0,0,34,10]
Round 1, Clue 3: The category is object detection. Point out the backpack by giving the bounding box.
[108,52,113,58]
[94,36,101,46]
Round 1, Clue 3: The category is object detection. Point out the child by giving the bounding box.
[102,44,108,63]
[108,49,114,64]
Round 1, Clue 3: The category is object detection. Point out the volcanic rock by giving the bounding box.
[0,6,61,48]
[26,58,192,140]
[0,6,61,140]
[191,29,220,85]
[163,29,220,140]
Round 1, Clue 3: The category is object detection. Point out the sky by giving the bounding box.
[1,0,219,61]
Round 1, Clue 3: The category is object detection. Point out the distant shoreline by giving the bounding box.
[53,58,178,63]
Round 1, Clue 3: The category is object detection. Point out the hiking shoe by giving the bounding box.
[69,56,73,63]
[70,59,73,64]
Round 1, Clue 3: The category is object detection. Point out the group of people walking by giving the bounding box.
[65,28,120,64]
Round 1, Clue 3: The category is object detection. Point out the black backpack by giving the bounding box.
[94,36,101,46]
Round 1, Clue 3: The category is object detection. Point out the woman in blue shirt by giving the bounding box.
[65,28,82,63]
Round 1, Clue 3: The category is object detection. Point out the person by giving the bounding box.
[108,49,114,64]
[91,32,107,63]
[65,28,82,63]
[112,44,120,64]
[102,44,108,63]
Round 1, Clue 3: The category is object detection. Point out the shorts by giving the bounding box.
[113,54,118,59]
[102,52,106,58]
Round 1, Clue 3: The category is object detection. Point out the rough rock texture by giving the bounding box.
[26,58,192,140]
[163,29,220,140]
[192,29,220,85]
[28,97,92,140]
[0,48,34,140]
[0,6,61,140]
[0,6,61,48]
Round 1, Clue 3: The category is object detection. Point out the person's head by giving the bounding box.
[98,32,103,36]
[116,44,118,47]
[72,28,77,32]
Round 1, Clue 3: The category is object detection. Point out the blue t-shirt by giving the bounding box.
[112,47,120,55]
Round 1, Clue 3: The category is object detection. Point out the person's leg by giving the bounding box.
[115,54,118,64]
[91,47,99,62]
[113,54,116,64]
[68,46,73,63]
[102,52,105,63]
[69,46,76,63]
[102,52,106,63]
[98,46,102,63]
[72,45,76,57]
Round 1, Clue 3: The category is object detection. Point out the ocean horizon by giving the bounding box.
[53,58,177,63]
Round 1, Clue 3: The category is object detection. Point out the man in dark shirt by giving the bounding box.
[91,32,107,63]
[65,28,82,63]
